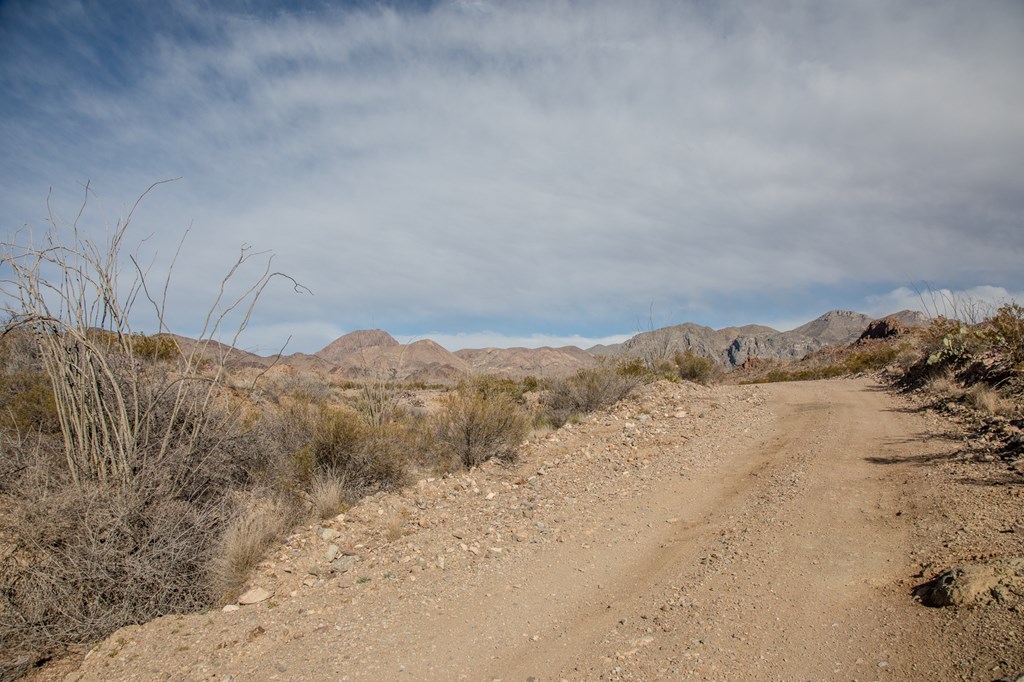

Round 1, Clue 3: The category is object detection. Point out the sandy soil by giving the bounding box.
[63,378,1023,681]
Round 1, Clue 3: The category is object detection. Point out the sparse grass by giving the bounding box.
[383,513,407,543]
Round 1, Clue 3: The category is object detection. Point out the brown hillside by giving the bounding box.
[454,346,596,378]
[314,329,399,364]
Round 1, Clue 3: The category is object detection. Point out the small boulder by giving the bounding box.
[915,557,1024,607]
[330,556,358,574]
[859,317,908,341]
[237,587,273,605]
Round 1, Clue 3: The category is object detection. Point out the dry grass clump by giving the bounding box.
[431,382,530,468]
[209,497,296,602]
[965,383,1011,417]
[926,373,964,400]
[309,472,350,520]
[541,363,641,427]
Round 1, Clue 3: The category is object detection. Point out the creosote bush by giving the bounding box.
[432,382,530,468]
[294,404,410,492]
[541,362,641,427]
[674,350,719,385]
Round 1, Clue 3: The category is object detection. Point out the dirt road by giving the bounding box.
[69,378,1024,681]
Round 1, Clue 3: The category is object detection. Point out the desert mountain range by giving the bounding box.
[212,309,927,382]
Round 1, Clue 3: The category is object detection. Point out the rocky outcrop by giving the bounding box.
[602,310,876,369]
[915,557,1024,607]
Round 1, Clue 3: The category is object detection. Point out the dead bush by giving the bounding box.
[0,477,224,662]
[432,387,529,469]
[541,364,640,427]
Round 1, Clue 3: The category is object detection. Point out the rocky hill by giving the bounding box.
[220,309,926,380]
[314,329,400,365]
[597,310,878,368]
[312,332,469,383]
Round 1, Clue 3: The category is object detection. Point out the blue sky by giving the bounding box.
[2,0,1022,353]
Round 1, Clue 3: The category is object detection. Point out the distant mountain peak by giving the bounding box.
[315,329,399,363]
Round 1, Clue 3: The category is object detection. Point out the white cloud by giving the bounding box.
[401,331,633,352]
[2,1,1022,352]
[866,285,1024,321]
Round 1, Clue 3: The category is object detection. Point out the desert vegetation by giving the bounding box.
[0,192,678,677]
[736,301,1024,447]
[740,344,907,384]
[903,303,1024,413]
[15,190,1017,679]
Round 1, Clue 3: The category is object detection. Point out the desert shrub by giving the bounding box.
[129,333,180,362]
[432,387,529,468]
[0,183,303,671]
[0,475,225,661]
[297,405,409,492]
[747,345,902,384]
[843,345,900,373]
[466,374,538,405]
[355,369,402,428]
[615,357,649,379]
[0,333,60,440]
[978,303,1024,371]
[0,367,59,437]
[541,364,641,427]
[674,350,718,385]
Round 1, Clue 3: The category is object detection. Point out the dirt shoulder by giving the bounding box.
[64,378,1023,681]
